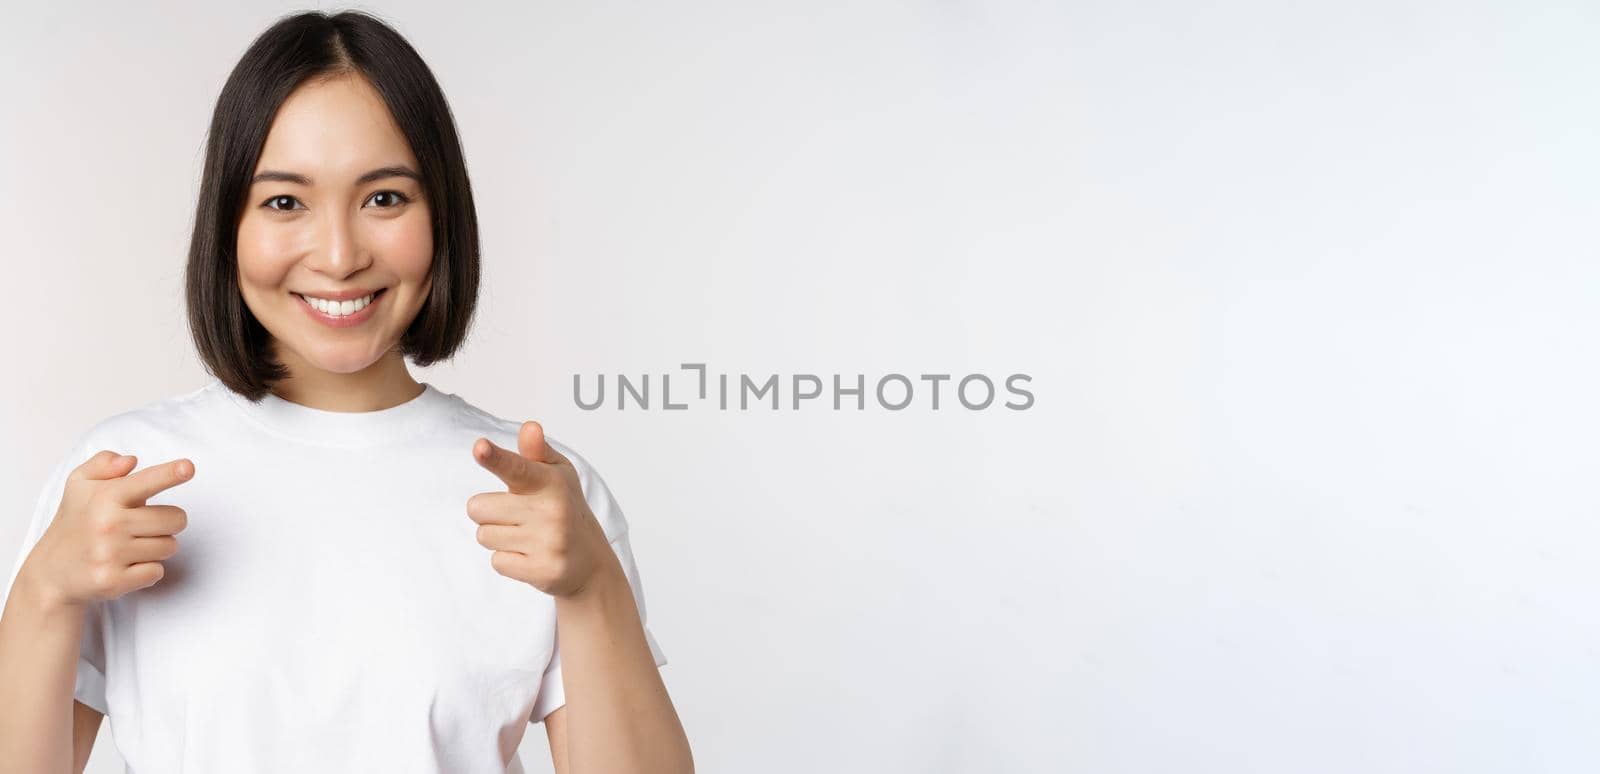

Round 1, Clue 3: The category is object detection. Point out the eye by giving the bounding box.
[366,190,411,209]
[262,194,304,211]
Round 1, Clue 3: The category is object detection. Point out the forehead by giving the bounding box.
[253,73,418,179]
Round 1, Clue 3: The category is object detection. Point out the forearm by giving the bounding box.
[554,554,692,773]
[0,562,85,774]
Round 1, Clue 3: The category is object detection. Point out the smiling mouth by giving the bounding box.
[292,288,388,318]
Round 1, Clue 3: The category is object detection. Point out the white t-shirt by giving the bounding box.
[1,379,667,773]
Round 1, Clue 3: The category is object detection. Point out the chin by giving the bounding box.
[298,344,383,375]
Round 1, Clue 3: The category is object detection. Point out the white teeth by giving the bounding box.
[300,292,375,316]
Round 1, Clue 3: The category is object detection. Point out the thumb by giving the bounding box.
[518,420,565,466]
[74,450,137,482]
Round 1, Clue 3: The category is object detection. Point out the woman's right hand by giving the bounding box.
[22,451,194,609]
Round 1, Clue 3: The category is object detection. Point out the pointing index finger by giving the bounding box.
[109,458,195,506]
[472,437,555,495]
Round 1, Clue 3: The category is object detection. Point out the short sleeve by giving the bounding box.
[0,434,112,714]
[530,531,669,722]
[530,442,668,723]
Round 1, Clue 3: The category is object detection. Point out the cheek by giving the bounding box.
[372,207,433,279]
[234,215,299,288]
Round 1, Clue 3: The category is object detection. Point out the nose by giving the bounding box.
[304,207,373,280]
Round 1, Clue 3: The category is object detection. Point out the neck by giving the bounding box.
[268,345,424,412]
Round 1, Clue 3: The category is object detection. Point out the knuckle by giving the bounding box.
[88,510,120,537]
[88,565,117,595]
[489,551,515,574]
[545,547,568,570]
[88,541,115,565]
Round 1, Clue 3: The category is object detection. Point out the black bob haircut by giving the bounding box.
[185,10,479,402]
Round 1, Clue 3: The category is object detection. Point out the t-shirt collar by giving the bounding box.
[218,379,453,448]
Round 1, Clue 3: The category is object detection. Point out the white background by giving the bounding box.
[2,1,1597,772]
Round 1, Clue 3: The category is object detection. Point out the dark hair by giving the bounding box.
[185,10,479,402]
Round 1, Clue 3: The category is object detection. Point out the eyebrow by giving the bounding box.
[250,165,422,187]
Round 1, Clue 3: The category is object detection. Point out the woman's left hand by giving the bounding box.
[467,420,615,598]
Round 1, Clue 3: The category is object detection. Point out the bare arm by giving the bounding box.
[0,563,91,774]
[551,556,692,773]
[70,701,102,774]
[2,451,191,773]
[544,706,570,774]
[469,428,689,772]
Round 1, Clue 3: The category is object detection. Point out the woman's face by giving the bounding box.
[235,72,433,377]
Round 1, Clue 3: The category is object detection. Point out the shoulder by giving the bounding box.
[441,390,632,542]
[60,381,222,465]
[441,389,607,481]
